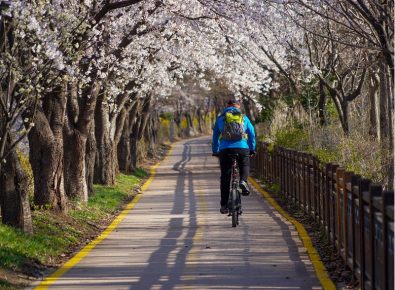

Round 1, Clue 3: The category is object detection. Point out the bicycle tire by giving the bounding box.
[231,189,237,227]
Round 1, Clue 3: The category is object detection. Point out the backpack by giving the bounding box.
[221,111,246,141]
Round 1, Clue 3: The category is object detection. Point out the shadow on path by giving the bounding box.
[130,140,199,289]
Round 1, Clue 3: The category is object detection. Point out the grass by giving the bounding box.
[0,171,146,289]
[0,280,14,290]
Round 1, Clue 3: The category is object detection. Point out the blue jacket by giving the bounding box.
[212,107,256,153]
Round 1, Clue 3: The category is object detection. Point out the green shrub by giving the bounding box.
[160,112,173,120]
[310,148,339,164]
[274,127,309,151]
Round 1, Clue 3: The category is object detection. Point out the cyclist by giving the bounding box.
[212,98,256,214]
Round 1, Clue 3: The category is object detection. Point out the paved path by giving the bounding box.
[34,137,322,290]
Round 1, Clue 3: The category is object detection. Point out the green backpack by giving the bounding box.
[221,111,246,141]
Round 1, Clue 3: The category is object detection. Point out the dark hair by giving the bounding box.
[227,98,240,105]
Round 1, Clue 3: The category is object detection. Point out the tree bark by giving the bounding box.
[27,94,67,211]
[63,125,88,201]
[379,63,390,142]
[86,123,96,196]
[94,96,116,185]
[318,80,327,126]
[63,80,100,201]
[368,73,380,138]
[130,120,140,171]
[144,113,159,158]
[118,100,139,172]
[341,101,349,135]
[118,115,132,172]
[130,97,151,170]
[113,104,132,175]
[94,92,133,184]
[0,138,33,234]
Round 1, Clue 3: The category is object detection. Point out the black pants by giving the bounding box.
[219,148,250,206]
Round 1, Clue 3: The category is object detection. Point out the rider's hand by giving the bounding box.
[249,151,256,157]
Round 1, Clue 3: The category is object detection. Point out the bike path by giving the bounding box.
[32,137,323,290]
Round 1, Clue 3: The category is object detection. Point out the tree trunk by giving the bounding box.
[118,119,132,172]
[112,104,132,176]
[378,62,394,189]
[130,120,140,171]
[130,98,151,170]
[318,80,327,126]
[379,64,390,142]
[144,114,159,158]
[185,112,194,137]
[118,101,139,172]
[63,80,100,201]
[340,101,349,135]
[169,119,177,142]
[27,97,67,211]
[86,123,96,196]
[0,139,33,234]
[196,109,204,134]
[63,125,89,202]
[368,74,380,138]
[242,98,256,124]
[94,97,116,185]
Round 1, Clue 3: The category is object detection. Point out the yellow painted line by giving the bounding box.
[248,177,336,290]
[35,145,173,290]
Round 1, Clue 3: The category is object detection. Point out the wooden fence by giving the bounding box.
[253,142,394,290]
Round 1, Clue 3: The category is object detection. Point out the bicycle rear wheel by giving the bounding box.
[231,189,238,227]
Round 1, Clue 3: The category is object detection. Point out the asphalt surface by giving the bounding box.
[32,137,322,290]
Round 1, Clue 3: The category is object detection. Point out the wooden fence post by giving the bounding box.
[343,171,352,263]
[350,174,361,283]
[307,154,313,216]
[368,184,382,290]
[312,156,319,223]
[286,149,291,199]
[336,167,346,254]
[359,178,370,290]
[382,190,394,290]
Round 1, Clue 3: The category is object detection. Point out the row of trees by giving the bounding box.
[0,0,270,234]
[0,0,393,234]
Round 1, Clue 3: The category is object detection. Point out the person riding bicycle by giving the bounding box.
[212,98,256,214]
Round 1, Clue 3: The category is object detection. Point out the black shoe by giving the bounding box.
[239,180,250,196]
[220,205,229,214]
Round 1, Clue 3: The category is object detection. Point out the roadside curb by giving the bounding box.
[248,176,336,290]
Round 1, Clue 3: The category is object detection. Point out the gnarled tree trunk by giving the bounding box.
[63,81,100,201]
[94,93,134,184]
[0,138,33,234]
[94,96,116,185]
[130,97,151,170]
[27,92,67,211]
[63,125,88,201]
[118,101,139,172]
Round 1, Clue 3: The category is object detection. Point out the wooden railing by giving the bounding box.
[253,142,394,290]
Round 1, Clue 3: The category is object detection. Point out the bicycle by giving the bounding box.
[227,154,242,227]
